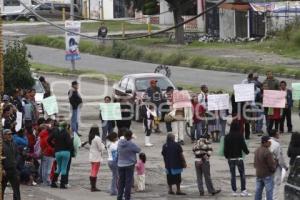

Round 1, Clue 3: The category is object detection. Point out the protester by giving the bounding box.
[224,121,251,197]
[106,132,119,196]
[146,79,163,133]
[100,96,115,145]
[162,133,186,195]
[254,136,277,200]
[117,129,141,200]
[68,81,83,135]
[269,129,288,200]
[12,88,23,113]
[135,152,146,192]
[267,107,281,133]
[39,76,51,98]
[13,128,28,150]
[116,98,132,131]
[2,129,21,200]
[279,81,293,133]
[88,125,105,192]
[287,131,300,166]
[171,107,185,145]
[39,119,55,186]
[164,86,174,133]
[192,135,221,196]
[142,104,155,147]
[23,89,36,129]
[242,73,254,84]
[48,121,73,189]
[253,73,263,89]
[198,84,208,109]
[191,95,205,141]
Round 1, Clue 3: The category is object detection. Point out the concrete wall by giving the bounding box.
[268,12,300,33]
[103,0,114,19]
[159,0,174,25]
[219,8,235,39]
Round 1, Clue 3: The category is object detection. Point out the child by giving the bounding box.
[20,156,37,186]
[135,153,146,192]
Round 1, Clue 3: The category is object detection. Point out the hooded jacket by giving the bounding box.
[117,138,141,167]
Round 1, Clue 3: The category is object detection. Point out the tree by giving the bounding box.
[4,41,34,95]
[126,0,196,44]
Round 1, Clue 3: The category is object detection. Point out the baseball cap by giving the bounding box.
[3,129,12,135]
[3,95,9,101]
[150,80,157,84]
[261,135,271,144]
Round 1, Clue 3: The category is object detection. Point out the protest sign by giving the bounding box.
[263,90,286,108]
[172,90,192,109]
[207,94,230,111]
[65,20,81,61]
[292,83,300,100]
[234,83,255,102]
[42,96,59,115]
[99,103,122,120]
[16,112,22,132]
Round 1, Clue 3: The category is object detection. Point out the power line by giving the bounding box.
[19,0,226,41]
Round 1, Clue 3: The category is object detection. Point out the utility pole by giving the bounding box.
[0,14,4,200]
[70,0,74,20]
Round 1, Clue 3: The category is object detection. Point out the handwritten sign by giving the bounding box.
[263,90,286,108]
[42,96,59,115]
[208,94,230,111]
[172,90,192,109]
[99,103,122,120]
[234,83,255,102]
[292,83,300,100]
[15,112,22,132]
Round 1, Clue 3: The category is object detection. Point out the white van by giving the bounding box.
[0,0,33,20]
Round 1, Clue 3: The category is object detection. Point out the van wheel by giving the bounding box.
[29,17,37,22]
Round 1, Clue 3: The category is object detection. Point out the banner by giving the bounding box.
[233,83,255,102]
[42,96,59,115]
[16,112,22,132]
[65,20,81,61]
[292,83,300,100]
[207,94,230,111]
[250,1,300,13]
[263,90,286,108]
[172,90,192,109]
[99,103,122,120]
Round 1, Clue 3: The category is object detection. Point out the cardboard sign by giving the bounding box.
[292,83,300,100]
[234,83,255,102]
[42,96,59,115]
[172,90,192,109]
[207,94,230,111]
[263,90,286,108]
[99,103,122,120]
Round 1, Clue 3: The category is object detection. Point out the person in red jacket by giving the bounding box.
[192,95,206,141]
[39,120,55,186]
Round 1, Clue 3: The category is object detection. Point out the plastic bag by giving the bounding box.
[73,133,82,157]
[218,136,225,156]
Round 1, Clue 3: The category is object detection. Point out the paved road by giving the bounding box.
[27,45,300,92]
[5,74,292,200]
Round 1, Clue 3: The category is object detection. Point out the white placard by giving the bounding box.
[207,94,230,111]
[65,20,81,61]
[234,83,255,102]
[16,112,22,132]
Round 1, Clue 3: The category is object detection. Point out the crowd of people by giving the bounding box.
[1,71,300,200]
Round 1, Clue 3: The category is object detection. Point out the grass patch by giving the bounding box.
[81,21,159,32]
[25,35,300,79]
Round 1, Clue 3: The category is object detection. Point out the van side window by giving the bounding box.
[4,0,20,6]
[37,4,51,10]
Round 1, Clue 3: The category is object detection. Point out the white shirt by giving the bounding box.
[89,136,105,162]
[107,140,119,161]
[270,137,288,170]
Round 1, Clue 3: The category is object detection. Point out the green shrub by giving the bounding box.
[189,56,205,68]
[142,51,162,63]
[112,41,129,58]
[161,53,186,66]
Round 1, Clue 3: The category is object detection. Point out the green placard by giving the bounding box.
[41,96,58,115]
[99,103,122,120]
[292,83,300,100]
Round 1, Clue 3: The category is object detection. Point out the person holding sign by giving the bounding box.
[279,81,293,133]
[100,96,116,145]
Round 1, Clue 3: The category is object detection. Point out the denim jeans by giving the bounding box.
[108,161,118,195]
[255,109,264,133]
[255,176,274,200]
[228,159,246,192]
[102,121,114,145]
[195,121,205,140]
[117,165,135,200]
[41,156,54,185]
[71,108,79,133]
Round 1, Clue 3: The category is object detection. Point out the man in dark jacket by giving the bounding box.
[254,136,277,200]
[224,122,250,197]
[2,129,21,200]
[287,132,300,166]
[279,81,293,133]
[68,81,82,135]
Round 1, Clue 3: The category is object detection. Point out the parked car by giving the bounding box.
[284,156,300,200]
[112,73,176,121]
[19,2,80,22]
[33,77,45,115]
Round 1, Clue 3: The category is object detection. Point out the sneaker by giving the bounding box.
[232,192,238,197]
[32,181,37,186]
[240,190,251,197]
